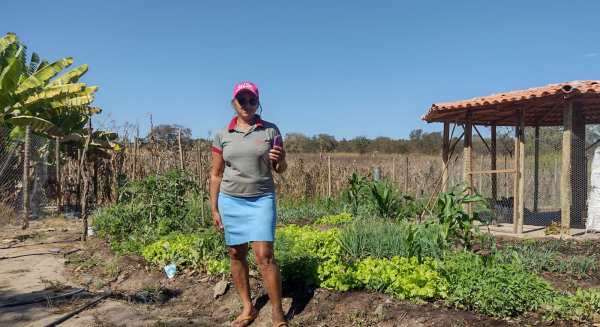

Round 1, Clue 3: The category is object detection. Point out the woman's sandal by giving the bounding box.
[233,309,259,327]
[275,322,288,327]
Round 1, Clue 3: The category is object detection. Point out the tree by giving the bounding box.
[352,136,371,155]
[149,124,193,149]
[285,132,313,153]
[0,33,119,153]
[313,133,338,153]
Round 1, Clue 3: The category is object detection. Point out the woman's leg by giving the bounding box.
[228,243,257,327]
[252,241,285,326]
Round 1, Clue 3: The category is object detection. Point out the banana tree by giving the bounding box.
[0,32,120,152]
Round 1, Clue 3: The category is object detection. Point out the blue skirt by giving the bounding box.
[218,192,277,246]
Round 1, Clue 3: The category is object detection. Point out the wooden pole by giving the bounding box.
[553,157,559,204]
[504,154,508,197]
[149,114,154,172]
[534,126,540,213]
[328,156,331,198]
[22,126,31,229]
[392,158,396,185]
[442,121,450,192]
[178,128,184,170]
[517,110,525,234]
[464,113,473,215]
[80,118,93,242]
[132,136,137,181]
[76,148,81,212]
[572,101,585,227]
[55,136,62,216]
[561,100,573,229]
[491,125,497,201]
[513,110,521,234]
[479,154,484,192]
[404,157,409,194]
[197,138,205,227]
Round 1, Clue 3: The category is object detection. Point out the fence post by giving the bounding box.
[404,157,409,194]
[80,118,93,242]
[132,136,137,181]
[178,128,184,170]
[197,138,205,227]
[77,149,81,212]
[56,136,61,216]
[392,158,396,185]
[328,156,331,198]
[22,126,31,229]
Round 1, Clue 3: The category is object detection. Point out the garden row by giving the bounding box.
[92,169,600,323]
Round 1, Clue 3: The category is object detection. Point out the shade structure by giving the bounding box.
[422,80,598,235]
[422,80,600,126]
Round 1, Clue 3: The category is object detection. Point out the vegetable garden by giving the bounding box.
[82,168,600,325]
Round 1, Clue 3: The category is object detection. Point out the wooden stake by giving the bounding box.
[56,136,62,216]
[197,138,205,227]
[404,157,409,194]
[534,126,539,213]
[132,136,137,181]
[178,128,184,170]
[328,156,331,198]
[442,121,450,192]
[22,126,31,229]
[513,110,520,234]
[149,114,154,172]
[463,113,473,215]
[491,125,497,200]
[392,158,396,184]
[80,118,93,242]
[76,148,81,212]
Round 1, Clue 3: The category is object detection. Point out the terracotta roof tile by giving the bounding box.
[422,80,600,125]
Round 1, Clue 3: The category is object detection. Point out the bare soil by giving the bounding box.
[0,219,587,327]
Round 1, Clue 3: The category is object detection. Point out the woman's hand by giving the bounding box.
[269,145,286,164]
[212,211,225,235]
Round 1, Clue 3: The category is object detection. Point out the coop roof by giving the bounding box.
[422,80,600,126]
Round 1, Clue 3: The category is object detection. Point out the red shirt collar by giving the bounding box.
[228,115,264,132]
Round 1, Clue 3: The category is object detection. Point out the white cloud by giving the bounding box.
[577,53,600,58]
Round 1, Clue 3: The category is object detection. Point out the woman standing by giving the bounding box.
[210,82,288,327]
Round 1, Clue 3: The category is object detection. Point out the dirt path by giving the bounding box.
[0,222,160,327]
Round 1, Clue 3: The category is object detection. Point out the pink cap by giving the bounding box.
[233,82,259,98]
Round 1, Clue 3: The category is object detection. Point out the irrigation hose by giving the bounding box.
[40,248,113,327]
[0,289,84,308]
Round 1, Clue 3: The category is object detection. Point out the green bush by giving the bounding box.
[93,169,205,253]
[445,252,552,317]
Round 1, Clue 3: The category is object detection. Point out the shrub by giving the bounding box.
[543,288,600,322]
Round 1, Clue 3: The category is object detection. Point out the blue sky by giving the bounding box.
[3,0,600,140]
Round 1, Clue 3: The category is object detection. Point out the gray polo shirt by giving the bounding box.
[212,115,282,197]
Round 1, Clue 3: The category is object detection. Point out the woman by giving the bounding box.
[210,82,288,327]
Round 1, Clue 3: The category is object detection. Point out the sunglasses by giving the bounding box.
[236,97,258,106]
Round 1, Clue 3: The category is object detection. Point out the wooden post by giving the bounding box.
[132,136,137,181]
[80,118,93,242]
[571,101,585,227]
[76,148,81,212]
[197,138,205,227]
[533,126,540,213]
[561,100,573,229]
[149,114,154,172]
[328,156,331,198]
[513,110,521,234]
[404,157,409,194]
[442,121,450,192]
[491,125,497,201]
[504,154,508,197]
[178,128,184,170]
[22,126,31,229]
[479,154,484,192]
[392,158,396,185]
[553,157,559,204]
[517,110,525,234]
[55,136,62,215]
[463,113,473,215]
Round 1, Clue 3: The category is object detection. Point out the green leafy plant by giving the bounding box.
[426,183,492,252]
[343,173,370,216]
[543,288,600,322]
[544,221,570,235]
[445,252,552,317]
[315,213,355,226]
